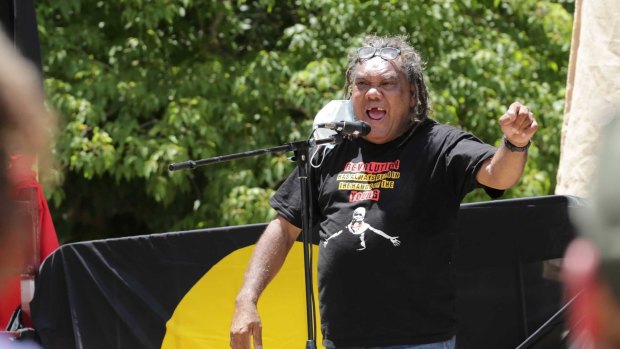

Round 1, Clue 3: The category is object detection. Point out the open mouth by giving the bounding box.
[366,107,386,121]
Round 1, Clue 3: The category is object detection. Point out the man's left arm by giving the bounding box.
[476,102,539,190]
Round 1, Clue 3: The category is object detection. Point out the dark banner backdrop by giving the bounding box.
[30,196,580,349]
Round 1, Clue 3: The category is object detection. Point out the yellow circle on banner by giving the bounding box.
[161,242,322,349]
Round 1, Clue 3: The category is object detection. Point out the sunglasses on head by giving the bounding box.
[357,46,401,60]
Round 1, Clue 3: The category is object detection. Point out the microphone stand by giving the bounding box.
[169,133,344,349]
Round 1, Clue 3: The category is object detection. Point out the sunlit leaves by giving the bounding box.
[38,0,574,241]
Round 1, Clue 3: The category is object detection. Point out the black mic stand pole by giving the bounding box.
[169,134,344,349]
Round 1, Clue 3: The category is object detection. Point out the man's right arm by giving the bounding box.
[230,215,301,349]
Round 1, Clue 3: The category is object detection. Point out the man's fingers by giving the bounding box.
[230,332,249,349]
[523,118,539,139]
[230,323,262,349]
[253,323,263,349]
[498,102,538,146]
[514,110,538,138]
[498,109,517,126]
[230,301,262,349]
[230,326,251,349]
[500,103,537,132]
[513,106,531,129]
[231,322,260,349]
[500,102,531,126]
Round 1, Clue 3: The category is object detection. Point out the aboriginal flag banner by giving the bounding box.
[30,196,579,349]
[30,223,323,349]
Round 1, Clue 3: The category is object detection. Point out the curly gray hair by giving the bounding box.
[344,34,430,127]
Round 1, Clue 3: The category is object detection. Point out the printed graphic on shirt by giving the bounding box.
[323,207,400,250]
[337,160,401,203]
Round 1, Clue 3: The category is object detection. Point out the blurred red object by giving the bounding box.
[0,155,58,329]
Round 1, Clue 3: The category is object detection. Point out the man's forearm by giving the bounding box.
[477,144,528,190]
[235,216,300,305]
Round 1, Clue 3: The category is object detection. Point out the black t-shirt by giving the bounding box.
[270,119,500,347]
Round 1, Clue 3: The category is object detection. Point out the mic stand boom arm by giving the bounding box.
[168,134,344,349]
[168,135,341,171]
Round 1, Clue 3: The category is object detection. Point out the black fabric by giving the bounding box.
[0,0,43,79]
[0,0,15,38]
[454,195,582,349]
[270,119,499,347]
[30,224,265,349]
[28,196,578,348]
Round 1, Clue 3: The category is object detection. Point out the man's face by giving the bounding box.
[351,57,416,144]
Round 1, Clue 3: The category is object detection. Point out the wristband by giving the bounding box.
[503,135,531,152]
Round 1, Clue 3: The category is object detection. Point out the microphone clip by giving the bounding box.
[316,120,371,137]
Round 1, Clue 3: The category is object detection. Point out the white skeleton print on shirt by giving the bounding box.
[323,207,401,251]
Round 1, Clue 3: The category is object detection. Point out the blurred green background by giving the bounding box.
[37,0,574,242]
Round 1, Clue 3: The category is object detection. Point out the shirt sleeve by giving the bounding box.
[269,167,303,228]
[444,131,504,200]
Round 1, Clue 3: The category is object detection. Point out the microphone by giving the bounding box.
[316,121,371,137]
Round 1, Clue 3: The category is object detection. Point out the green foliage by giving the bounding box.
[37,0,574,242]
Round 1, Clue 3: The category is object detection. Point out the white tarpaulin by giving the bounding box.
[555,0,620,198]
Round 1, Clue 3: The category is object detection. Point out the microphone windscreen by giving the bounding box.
[313,100,355,139]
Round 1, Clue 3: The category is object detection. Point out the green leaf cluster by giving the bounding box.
[37,0,574,242]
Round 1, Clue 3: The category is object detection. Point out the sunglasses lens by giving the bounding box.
[381,48,400,60]
[357,46,400,60]
[357,46,376,59]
